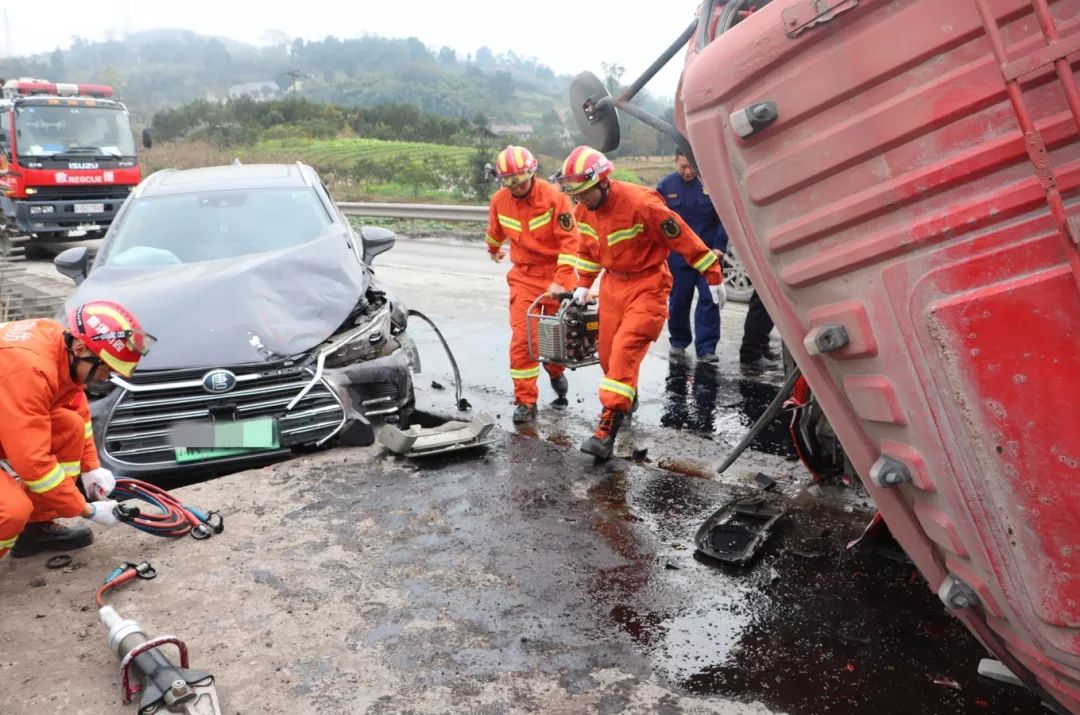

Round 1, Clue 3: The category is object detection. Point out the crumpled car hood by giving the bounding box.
[66,235,369,370]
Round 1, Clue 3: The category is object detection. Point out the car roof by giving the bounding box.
[136,163,318,198]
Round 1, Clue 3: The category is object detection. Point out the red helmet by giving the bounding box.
[553,146,614,195]
[67,300,155,378]
[495,145,538,187]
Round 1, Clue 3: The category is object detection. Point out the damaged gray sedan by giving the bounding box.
[54,163,418,477]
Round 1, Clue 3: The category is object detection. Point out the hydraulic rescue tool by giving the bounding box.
[526,292,600,369]
[97,562,223,714]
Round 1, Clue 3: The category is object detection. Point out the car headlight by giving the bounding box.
[321,304,392,368]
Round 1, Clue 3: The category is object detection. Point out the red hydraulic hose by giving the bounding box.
[95,568,138,608]
[110,478,222,539]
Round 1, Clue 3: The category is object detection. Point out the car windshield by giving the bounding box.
[15,105,136,158]
[99,187,336,267]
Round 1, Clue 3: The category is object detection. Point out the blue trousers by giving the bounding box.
[667,267,720,356]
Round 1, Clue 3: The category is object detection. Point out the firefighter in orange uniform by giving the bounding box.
[485,145,582,423]
[0,300,156,558]
[553,146,724,460]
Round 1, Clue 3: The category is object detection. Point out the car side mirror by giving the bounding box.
[142,128,153,150]
[54,246,91,285]
[361,226,396,265]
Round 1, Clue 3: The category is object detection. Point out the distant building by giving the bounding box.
[488,123,534,139]
[227,81,281,101]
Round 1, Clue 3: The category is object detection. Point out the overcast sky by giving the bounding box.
[2,0,699,99]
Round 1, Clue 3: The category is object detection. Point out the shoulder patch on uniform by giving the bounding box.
[558,212,574,231]
[667,193,679,199]
[661,217,681,238]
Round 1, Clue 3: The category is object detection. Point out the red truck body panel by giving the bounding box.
[679,0,1080,709]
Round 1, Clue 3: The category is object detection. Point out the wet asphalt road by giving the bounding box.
[19,236,1045,713]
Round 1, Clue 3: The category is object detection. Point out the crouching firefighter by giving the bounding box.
[0,301,155,558]
[485,144,583,423]
[553,146,723,460]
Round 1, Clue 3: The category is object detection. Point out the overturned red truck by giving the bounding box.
[0,78,146,241]
[571,0,1080,711]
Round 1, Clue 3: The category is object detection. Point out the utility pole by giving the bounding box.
[282,69,310,96]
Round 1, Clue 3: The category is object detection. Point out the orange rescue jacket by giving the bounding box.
[574,180,724,288]
[485,179,582,290]
[0,319,98,516]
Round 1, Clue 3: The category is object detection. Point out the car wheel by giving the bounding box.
[722,247,754,303]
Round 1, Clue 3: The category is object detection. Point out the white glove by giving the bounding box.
[572,287,592,305]
[709,283,727,310]
[82,467,116,500]
[86,500,120,526]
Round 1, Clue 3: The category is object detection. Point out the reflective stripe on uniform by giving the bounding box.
[0,535,17,550]
[578,222,599,240]
[557,253,578,268]
[498,214,523,232]
[529,209,554,231]
[510,366,542,380]
[693,251,719,272]
[576,257,602,273]
[485,234,502,248]
[23,464,65,494]
[59,461,80,477]
[600,377,636,401]
[607,224,644,247]
[84,420,93,438]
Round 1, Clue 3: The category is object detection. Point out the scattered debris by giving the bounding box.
[978,658,1024,688]
[431,380,446,390]
[790,548,823,560]
[45,554,72,569]
[632,448,649,462]
[807,484,825,498]
[933,676,961,691]
[664,562,680,571]
[754,472,777,491]
[847,663,857,672]
[377,413,496,457]
[694,494,790,566]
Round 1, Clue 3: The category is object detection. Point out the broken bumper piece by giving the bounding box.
[377,413,497,457]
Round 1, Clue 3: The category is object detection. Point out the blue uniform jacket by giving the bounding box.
[656,172,727,269]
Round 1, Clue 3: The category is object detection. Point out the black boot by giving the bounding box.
[11,521,94,558]
[550,373,569,399]
[580,408,625,460]
[512,403,537,423]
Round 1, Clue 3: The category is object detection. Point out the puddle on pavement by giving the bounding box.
[599,485,1043,715]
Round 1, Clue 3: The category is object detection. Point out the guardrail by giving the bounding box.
[336,202,488,223]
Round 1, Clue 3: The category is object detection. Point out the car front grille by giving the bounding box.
[102,363,346,467]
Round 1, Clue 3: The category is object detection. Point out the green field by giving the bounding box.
[252,137,476,172]
[145,138,664,203]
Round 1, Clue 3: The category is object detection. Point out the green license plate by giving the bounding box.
[172,417,281,463]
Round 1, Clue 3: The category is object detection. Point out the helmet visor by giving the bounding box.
[499,171,534,188]
[91,329,157,357]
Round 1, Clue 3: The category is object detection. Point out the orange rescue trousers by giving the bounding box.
[0,407,87,558]
[597,267,672,412]
[508,264,566,406]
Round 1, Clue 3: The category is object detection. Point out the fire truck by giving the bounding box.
[0,78,148,242]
